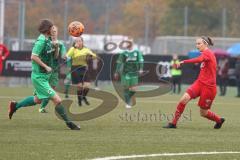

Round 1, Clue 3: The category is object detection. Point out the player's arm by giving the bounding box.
[87,48,97,58]
[114,53,124,80]
[31,55,52,72]
[59,41,67,59]
[66,47,75,57]
[32,40,52,72]
[182,52,210,64]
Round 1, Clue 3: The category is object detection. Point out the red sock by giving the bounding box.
[172,102,186,125]
[205,110,221,123]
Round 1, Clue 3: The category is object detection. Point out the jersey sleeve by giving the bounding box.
[59,41,66,57]
[183,54,208,64]
[32,40,45,56]
[66,47,75,58]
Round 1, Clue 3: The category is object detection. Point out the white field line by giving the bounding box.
[0,95,238,106]
[90,151,240,160]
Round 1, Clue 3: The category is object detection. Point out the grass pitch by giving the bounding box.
[0,85,240,160]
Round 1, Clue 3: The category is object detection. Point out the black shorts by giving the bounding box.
[71,65,90,84]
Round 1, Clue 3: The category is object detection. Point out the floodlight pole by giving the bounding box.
[0,0,4,44]
[18,0,25,50]
[63,0,68,41]
[104,0,110,45]
[144,5,150,54]
[222,8,226,37]
[184,6,188,36]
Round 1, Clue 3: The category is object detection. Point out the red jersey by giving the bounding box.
[183,49,217,87]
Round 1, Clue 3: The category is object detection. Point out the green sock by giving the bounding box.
[129,90,136,99]
[16,96,36,109]
[65,84,70,96]
[40,98,49,109]
[55,103,70,123]
[124,89,131,105]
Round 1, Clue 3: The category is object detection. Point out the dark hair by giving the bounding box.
[201,36,214,46]
[72,37,84,48]
[38,19,53,34]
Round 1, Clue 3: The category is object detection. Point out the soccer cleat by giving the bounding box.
[163,123,177,129]
[39,108,47,113]
[66,122,80,130]
[214,118,225,129]
[125,104,132,109]
[8,101,17,119]
[83,97,90,105]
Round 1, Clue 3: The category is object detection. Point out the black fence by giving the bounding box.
[2,51,238,86]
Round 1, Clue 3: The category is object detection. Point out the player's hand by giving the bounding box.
[2,56,5,60]
[114,73,119,81]
[176,61,184,68]
[45,66,52,73]
[139,70,144,76]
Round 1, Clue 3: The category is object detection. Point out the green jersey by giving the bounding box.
[31,34,56,99]
[32,34,55,73]
[116,49,144,75]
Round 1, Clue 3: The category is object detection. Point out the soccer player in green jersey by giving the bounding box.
[8,19,80,130]
[114,40,144,109]
[39,25,66,113]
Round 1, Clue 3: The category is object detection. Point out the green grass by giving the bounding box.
[0,85,240,160]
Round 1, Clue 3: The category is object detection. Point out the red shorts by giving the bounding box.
[186,81,216,109]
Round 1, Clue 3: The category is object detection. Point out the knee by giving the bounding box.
[200,109,208,117]
[52,96,62,105]
[180,97,190,105]
[129,87,136,91]
[34,97,42,104]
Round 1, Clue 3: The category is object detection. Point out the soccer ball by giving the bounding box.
[68,21,84,37]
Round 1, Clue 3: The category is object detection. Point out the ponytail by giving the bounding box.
[201,36,214,46]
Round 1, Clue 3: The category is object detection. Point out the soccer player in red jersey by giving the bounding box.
[0,43,10,75]
[164,36,225,129]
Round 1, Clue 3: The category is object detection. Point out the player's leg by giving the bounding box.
[198,86,225,129]
[120,74,130,107]
[165,92,191,128]
[71,68,83,106]
[199,108,225,129]
[39,74,58,113]
[51,93,80,130]
[237,79,240,97]
[223,78,228,96]
[164,81,200,128]
[8,96,41,119]
[81,69,90,105]
[129,86,137,106]
[82,82,90,105]
[39,98,49,113]
[177,76,181,94]
[64,75,71,98]
[219,78,224,96]
[77,83,83,106]
[172,76,176,93]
